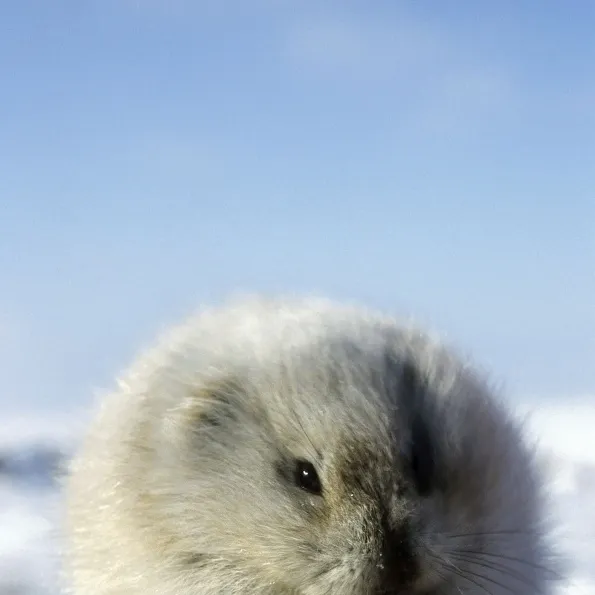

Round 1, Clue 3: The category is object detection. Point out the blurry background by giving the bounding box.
[1,1,593,594]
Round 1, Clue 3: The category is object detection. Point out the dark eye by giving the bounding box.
[294,459,322,495]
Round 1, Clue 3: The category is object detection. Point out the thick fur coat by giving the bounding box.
[65,297,555,595]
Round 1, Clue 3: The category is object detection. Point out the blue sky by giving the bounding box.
[1,0,593,412]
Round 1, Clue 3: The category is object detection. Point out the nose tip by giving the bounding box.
[376,524,419,589]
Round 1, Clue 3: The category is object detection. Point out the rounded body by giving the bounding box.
[65,297,554,595]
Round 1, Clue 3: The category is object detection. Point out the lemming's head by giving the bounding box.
[134,298,551,595]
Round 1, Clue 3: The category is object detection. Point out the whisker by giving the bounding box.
[448,551,545,594]
[452,549,562,581]
[456,564,521,595]
[429,558,464,595]
[425,549,494,595]
[440,529,535,540]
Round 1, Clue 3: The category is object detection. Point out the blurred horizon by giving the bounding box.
[1,1,593,412]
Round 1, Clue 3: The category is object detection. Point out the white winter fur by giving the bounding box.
[64,296,557,595]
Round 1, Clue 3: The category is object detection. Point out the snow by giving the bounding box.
[0,401,594,594]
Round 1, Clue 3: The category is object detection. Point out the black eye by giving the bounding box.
[294,459,322,495]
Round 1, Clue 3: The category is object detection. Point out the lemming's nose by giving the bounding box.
[376,523,419,591]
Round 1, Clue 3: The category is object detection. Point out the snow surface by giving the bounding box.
[1,402,594,594]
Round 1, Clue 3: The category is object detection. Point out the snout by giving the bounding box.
[373,522,420,593]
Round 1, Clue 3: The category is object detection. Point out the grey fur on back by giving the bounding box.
[64,296,557,595]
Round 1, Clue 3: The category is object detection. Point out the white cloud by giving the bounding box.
[284,13,520,133]
[285,17,447,83]
[515,398,595,463]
